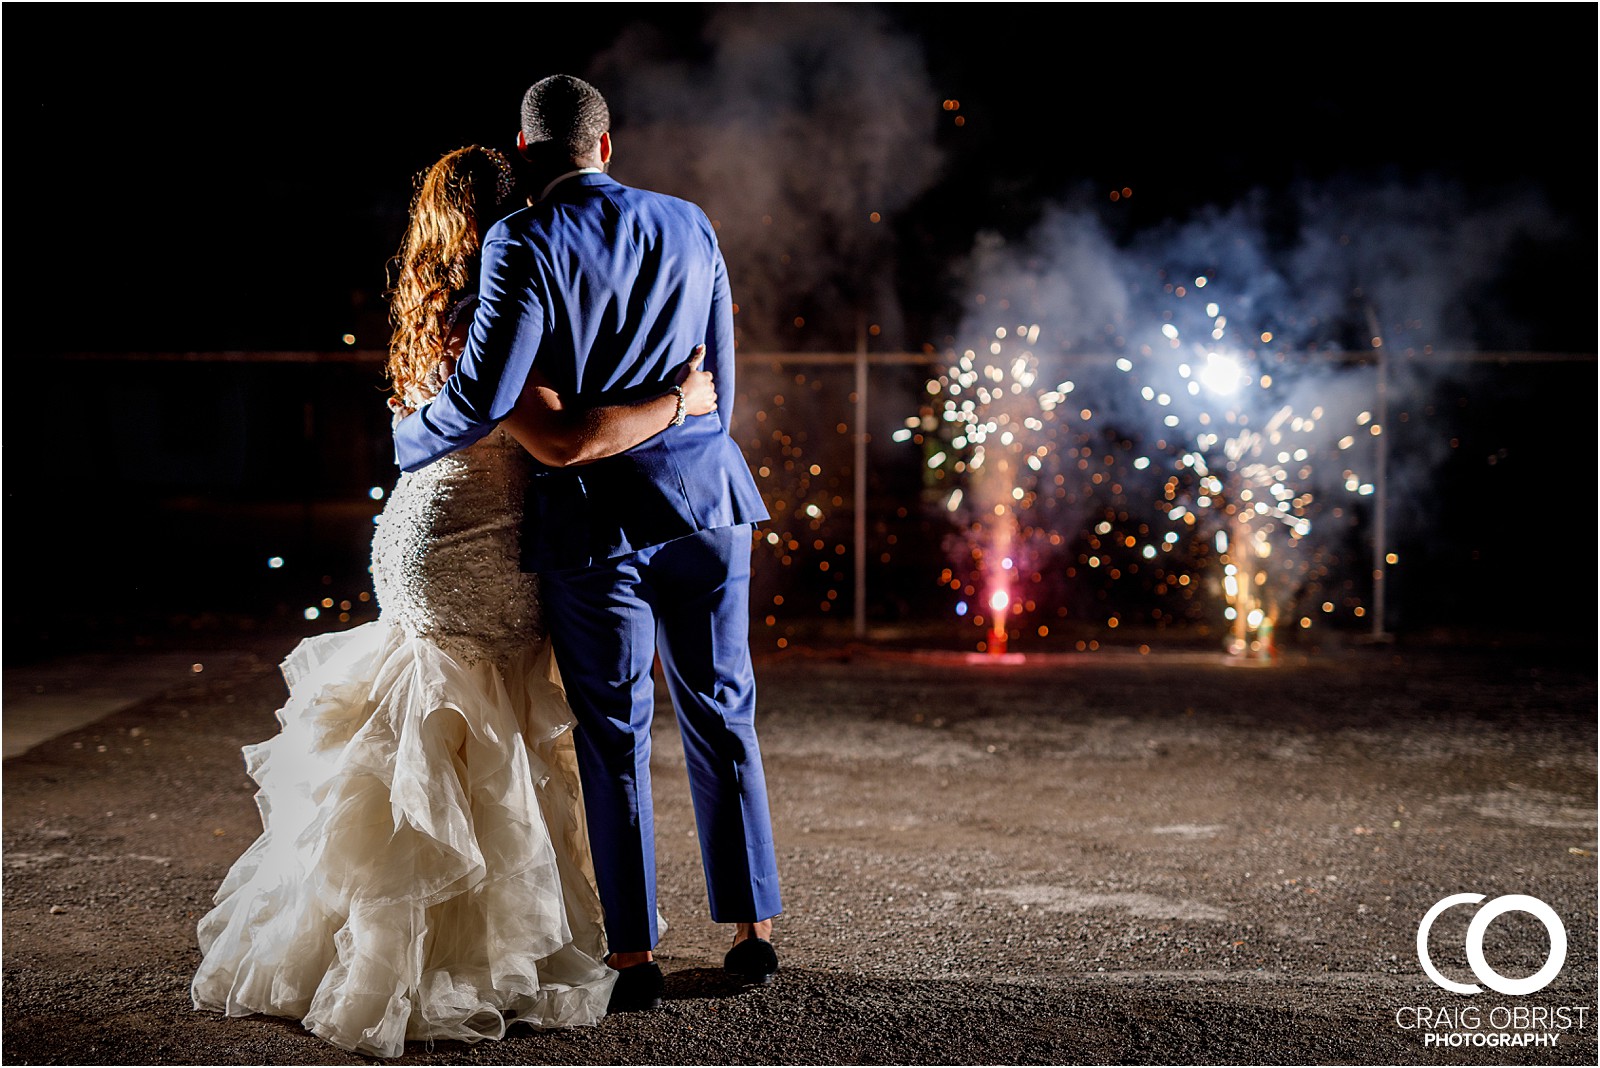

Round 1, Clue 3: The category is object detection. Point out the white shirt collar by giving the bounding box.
[540,167,604,202]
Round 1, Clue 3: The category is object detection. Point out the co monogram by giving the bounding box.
[1417,894,1567,996]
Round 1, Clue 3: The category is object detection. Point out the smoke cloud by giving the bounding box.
[588,3,946,349]
[944,176,1567,516]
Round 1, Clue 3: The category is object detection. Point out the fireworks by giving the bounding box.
[903,274,1378,656]
[905,324,1097,649]
[1098,279,1377,656]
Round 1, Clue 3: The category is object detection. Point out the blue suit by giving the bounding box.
[395,171,780,951]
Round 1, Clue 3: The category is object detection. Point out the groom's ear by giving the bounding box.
[599,131,612,166]
[516,130,531,158]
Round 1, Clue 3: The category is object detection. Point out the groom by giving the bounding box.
[393,74,782,1011]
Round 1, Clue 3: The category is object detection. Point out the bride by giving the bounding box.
[190,145,716,1058]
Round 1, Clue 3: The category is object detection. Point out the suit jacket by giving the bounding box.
[393,172,769,571]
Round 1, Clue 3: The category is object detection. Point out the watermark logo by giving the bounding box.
[1416,893,1567,995]
[1398,893,1586,1049]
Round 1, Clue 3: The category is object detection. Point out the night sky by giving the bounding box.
[7,3,1594,354]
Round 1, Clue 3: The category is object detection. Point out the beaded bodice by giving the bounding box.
[372,385,541,666]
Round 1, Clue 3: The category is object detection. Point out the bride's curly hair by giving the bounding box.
[385,145,516,405]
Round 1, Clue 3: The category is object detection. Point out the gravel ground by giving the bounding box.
[3,631,1595,1066]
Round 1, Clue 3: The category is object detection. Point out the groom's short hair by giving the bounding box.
[521,75,609,162]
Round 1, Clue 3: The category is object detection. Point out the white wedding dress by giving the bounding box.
[190,394,616,1057]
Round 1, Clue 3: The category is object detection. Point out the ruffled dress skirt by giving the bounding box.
[191,431,615,1057]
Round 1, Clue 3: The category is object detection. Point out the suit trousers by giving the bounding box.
[539,524,782,952]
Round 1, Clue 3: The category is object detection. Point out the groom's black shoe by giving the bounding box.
[606,960,664,1013]
[724,937,779,985]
